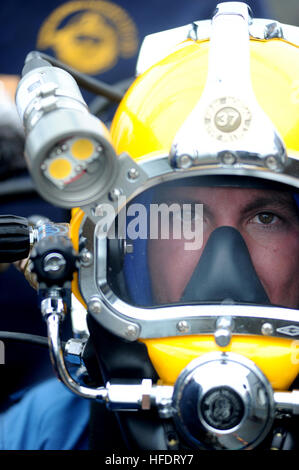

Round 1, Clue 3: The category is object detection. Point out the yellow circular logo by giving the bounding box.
[36,1,139,75]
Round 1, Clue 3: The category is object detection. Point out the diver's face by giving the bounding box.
[148,187,299,309]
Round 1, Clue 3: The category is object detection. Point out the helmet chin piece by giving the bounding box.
[181,226,270,305]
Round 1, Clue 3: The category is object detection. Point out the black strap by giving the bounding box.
[88,401,127,450]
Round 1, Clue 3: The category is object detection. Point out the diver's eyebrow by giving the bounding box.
[153,193,214,218]
[241,195,297,215]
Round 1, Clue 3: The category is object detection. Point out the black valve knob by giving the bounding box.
[0,215,30,262]
[30,235,78,287]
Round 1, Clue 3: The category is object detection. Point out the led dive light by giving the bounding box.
[15,54,118,208]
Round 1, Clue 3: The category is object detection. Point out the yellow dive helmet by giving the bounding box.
[16,1,299,450]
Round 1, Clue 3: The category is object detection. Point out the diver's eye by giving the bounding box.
[255,212,277,225]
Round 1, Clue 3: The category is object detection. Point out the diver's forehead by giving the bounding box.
[153,185,299,217]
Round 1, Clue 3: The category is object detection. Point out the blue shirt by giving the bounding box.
[0,378,90,450]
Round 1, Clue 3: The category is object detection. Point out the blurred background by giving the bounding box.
[0,0,297,407]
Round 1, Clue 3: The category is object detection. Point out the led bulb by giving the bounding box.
[48,158,73,180]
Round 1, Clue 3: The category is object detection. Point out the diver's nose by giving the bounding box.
[181,226,270,304]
